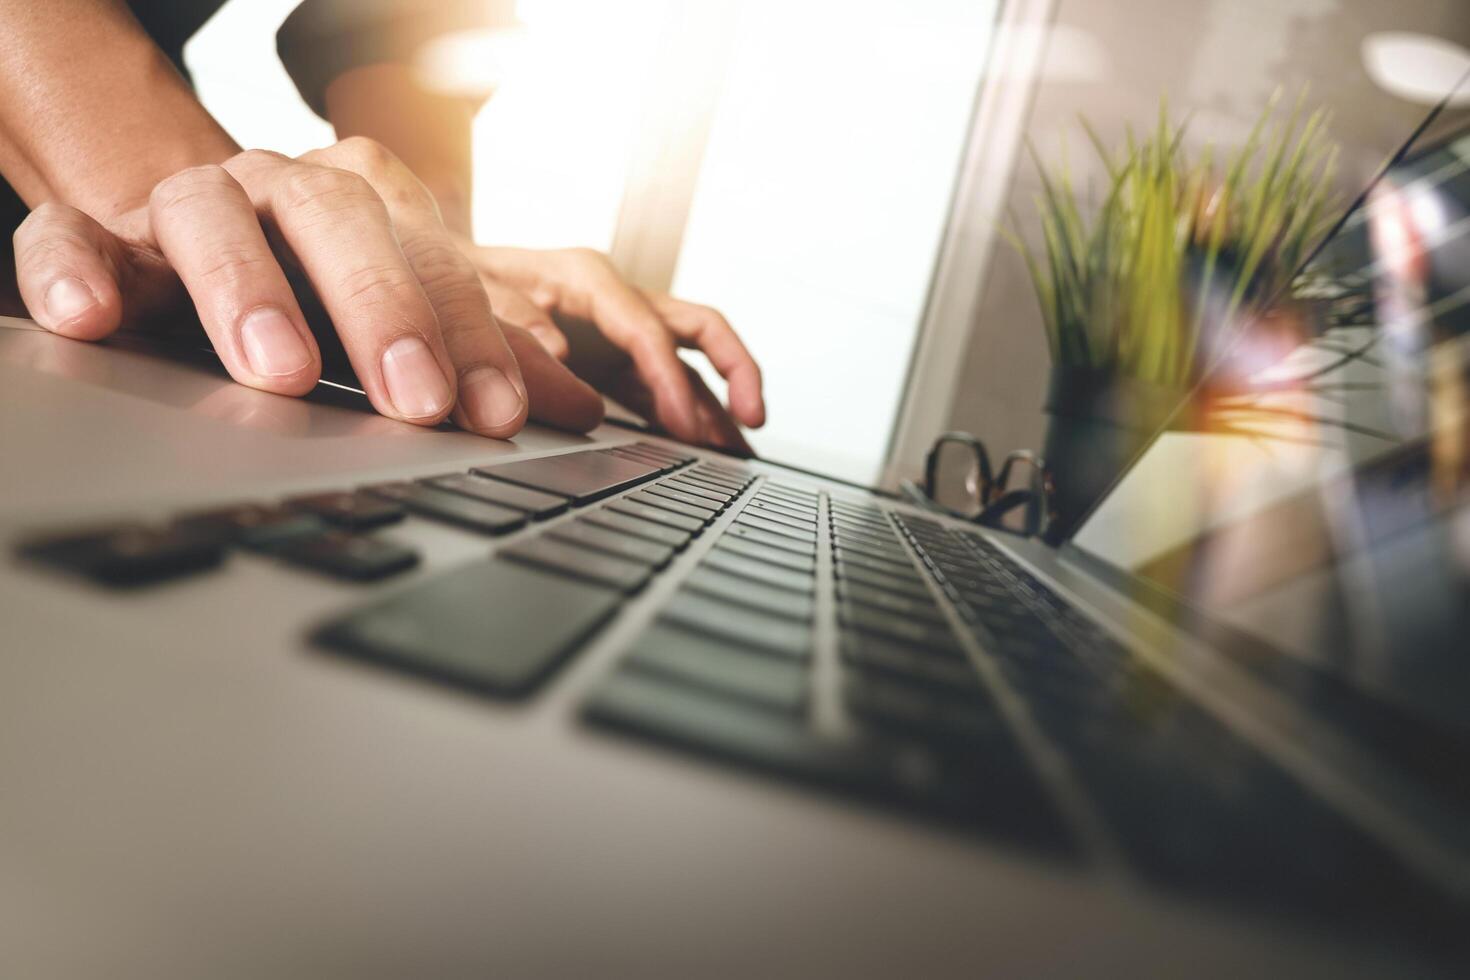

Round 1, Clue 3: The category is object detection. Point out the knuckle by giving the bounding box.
[227,148,289,171]
[149,164,238,217]
[701,305,733,330]
[338,263,423,308]
[568,246,610,271]
[405,235,478,293]
[15,235,79,273]
[22,201,75,229]
[280,166,378,217]
[193,244,278,289]
[335,136,398,172]
[330,138,432,213]
[13,203,75,253]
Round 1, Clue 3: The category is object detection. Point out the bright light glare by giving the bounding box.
[415,28,527,98]
[1362,32,1470,107]
[468,0,671,250]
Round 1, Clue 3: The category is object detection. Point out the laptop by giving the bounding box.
[3,89,1468,979]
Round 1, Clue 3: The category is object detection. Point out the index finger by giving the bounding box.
[222,150,457,426]
[643,292,765,429]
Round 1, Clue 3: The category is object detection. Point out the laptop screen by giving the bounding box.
[1071,75,1470,732]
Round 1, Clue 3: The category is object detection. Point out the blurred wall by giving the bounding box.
[941,0,1470,463]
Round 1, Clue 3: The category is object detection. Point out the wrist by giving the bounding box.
[1,27,237,225]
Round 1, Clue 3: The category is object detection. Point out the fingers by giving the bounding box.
[495,247,698,441]
[502,323,604,432]
[687,366,755,456]
[147,164,321,395]
[222,148,457,427]
[12,202,127,341]
[301,138,529,438]
[478,272,569,360]
[644,291,765,429]
[600,362,751,455]
[577,264,699,441]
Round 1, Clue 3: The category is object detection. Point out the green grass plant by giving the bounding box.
[1012,92,1340,387]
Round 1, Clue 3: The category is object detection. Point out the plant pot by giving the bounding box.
[1041,367,1190,543]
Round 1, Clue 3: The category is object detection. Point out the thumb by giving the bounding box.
[11,202,135,341]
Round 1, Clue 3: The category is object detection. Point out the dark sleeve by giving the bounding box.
[277,0,517,120]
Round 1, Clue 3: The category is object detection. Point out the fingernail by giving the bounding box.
[381,335,453,419]
[240,308,312,377]
[44,278,96,326]
[458,365,526,431]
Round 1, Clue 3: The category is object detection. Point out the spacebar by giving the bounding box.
[313,557,623,697]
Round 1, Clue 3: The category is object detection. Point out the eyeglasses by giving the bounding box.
[898,432,1055,538]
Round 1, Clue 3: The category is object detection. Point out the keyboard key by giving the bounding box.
[735,514,818,544]
[764,481,820,501]
[473,449,657,503]
[832,521,897,544]
[843,671,999,742]
[744,498,818,525]
[285,491,405,530]
[836,578,948,625]
[840,601,963,655]
[632,441,695,464]
[830,498,884,517]
[314,558,621,696]
[682,470,746,493]
[840,631,980,692]
[832,536,912,567]
[581,508,693,550]
[176,503,326,551]
[272,531,419,581]
[661,591,812,659]
[754,491,818,515]
[426,473,570,518]
[584,672,1074,854]
[20,523,226,587]
[835,560,926,595]
[736,509,816,536]
[695,461,753,481]
[833,561,932,601]
[629,490,717,523]
[642,484,724,515]
[835,541,913,570]
[830,512,894,536]
[703,547,815,593]
[758,491,820,513]
[607,447,678,472]
[548,519,675,568]
[833,546,917,578]
[684,566,815,621]
[365,482,526,535]
[664,477,735,505]
[625,624,809,714]
[501,536,652,593]
[713,538,817,575]
[607,498,704,534]
[724,523,815,556]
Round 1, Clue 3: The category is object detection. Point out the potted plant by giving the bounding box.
[1012,94,1341,539]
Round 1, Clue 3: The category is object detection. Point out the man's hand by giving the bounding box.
[11,137,605,436]
[458,242,765,452]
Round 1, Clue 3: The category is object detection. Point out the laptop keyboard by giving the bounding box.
[16,442,1462,938]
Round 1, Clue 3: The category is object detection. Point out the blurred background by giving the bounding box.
[184,0,1470,486]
